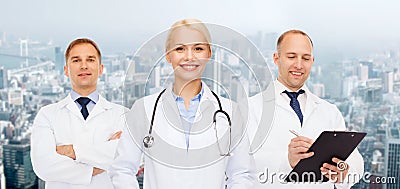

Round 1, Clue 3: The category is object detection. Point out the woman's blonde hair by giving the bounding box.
[165,18,212,53]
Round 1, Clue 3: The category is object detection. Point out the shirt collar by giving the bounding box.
[70,90,99,104]
[172,82,204,102]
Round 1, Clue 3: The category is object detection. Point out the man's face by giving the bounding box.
[274,33,314,91]
[64,43,103,94]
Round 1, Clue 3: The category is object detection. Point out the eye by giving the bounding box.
[87,58,96,62]
[71,59,80,63]
[303,56,311,61]
[287,56,295,59]
[175,47,184,52]
[194,47,204,52]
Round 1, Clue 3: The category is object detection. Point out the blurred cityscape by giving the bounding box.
[0,30,399,189]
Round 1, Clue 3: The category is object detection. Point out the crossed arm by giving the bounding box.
[31,109,123,184]
[55,131,122,176]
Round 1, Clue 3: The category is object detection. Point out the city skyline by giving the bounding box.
[0,1,400,188]
[1,1,400,59]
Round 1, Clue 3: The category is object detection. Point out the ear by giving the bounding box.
[64,65,69,77]
[273,52,279,65]
[207,46,212,59]
[98,64,104,76]
[165,51,172,64]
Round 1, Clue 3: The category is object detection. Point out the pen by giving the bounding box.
[289,130,300,137]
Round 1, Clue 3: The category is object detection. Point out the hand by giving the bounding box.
[320,157,349,183]
[56,145,76,160]
[108,131,122,141]
[92,167,105,176]
[288,136,314,168]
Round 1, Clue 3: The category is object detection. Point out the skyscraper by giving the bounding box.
[0,67,7,89]
[2,140,38,189]
[382,71,394,93]
[54,47,65,74]
[357,64,369,82]
[384,128,400,189]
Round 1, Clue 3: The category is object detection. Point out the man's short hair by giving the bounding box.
[65,38,102,64]
[276,30,313,53]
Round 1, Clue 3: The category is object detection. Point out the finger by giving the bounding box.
[108,131,122,141]
[298,152,314,159]
[289,140,313,149]
[289,152,314,161]
[322,163,338,171]
[56,146,64,152]
[291,136,314,144]
[115,131,122,139]
[320,167,329,175]
[289,147,312,154]
[332,157,343,163]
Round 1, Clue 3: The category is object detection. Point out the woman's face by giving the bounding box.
[166,26,211,84]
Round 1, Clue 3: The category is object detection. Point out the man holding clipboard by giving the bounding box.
[247,30,364,188]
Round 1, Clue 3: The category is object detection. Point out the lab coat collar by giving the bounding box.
[57,94,113,121]
[271,80,322,125]
[160,82,216,132]
[303,86,322,122]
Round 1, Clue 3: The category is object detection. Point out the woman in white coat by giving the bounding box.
[110,19,255,189]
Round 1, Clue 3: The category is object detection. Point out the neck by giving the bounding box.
[277,78,303,92]
[73,87,96,97]
[173,79,202,108]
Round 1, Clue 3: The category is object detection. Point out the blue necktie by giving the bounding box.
[76,97,91,120]
[283,90,305,125]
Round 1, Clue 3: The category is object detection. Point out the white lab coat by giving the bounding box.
[31,95,127,189]
[247,81,364,189]
[109,84,256,189]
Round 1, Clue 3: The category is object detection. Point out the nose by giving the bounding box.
[80,60,88,69]
[184,49,194,61]
[294,57,303,69]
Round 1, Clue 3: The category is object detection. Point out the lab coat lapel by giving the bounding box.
[161,87,183,129]
[86,95,112,121]
[250,83,276,154]
[275,88,294,114]
[196,85,214,118]
[62,95,85,120]
[191,85,214,132]
[303,89,321,125]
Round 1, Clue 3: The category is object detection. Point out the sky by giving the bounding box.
[1,0,400,61]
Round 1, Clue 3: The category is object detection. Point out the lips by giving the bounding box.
[78,73,92,76]
[290,71,303,76]
[180,64,200,72]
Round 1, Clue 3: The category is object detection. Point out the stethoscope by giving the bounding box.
[143,88,232,156]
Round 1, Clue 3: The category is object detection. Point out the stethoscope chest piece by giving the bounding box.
[143,135,154,148]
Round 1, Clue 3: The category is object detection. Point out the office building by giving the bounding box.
[0,67,7,89]
[357,64,369,82]
[54,47,64,74]
[2,140,37,189]
[384,128,400,189]
[382,71,394,93]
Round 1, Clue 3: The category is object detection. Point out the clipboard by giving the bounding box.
[285,131,366,182]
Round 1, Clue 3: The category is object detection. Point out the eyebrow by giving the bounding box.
[70,55,97,59]
[174,43,208,46]
[285,52,312,56]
